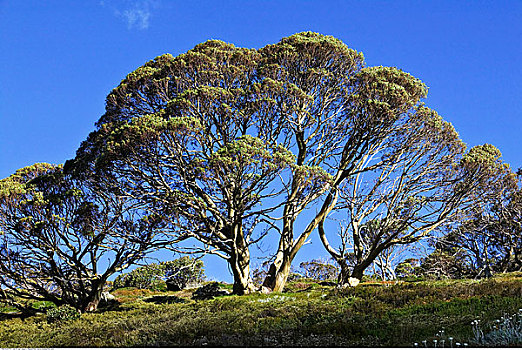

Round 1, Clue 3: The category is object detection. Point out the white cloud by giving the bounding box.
[101,0,159,30]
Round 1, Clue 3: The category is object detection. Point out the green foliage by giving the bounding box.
[32,301,57,312]
[113,257,205,291]
[46,304,80,324]
[0,163,166,312]
[299,259,338,281]
[417,249,470,279]
[395,258,420,279]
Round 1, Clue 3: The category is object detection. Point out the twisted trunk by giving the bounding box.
[228,223,255,295]
[82,277,107,312]
[229,248,255,295]
[262,250,293,293]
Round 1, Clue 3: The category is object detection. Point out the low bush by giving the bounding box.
[32,301,56,312]
[113,257,205,291]
[299,259,338,281]
[46,305,80,324]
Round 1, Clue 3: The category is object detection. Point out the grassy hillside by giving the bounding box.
[1,274,522,347]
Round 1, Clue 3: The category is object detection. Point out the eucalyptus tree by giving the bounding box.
[257,33,431,291]
[66,32,486,293]
[0,163,167,312]
[438,158,521,276]
[315,107,464,286]
[66,40,293,294]
[319,142,515,286]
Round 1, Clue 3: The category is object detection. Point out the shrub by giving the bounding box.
[417,249,468,279]
[165,257,205,290]
[46,304,80,324]
[395,258,420,279]
[113,257,205,291]
[32,300,56,312]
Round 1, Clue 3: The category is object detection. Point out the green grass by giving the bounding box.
[1,274,522,347]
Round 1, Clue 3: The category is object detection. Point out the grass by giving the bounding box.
[1,274,522,347]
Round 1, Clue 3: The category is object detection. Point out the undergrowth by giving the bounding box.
[0,274,521,347]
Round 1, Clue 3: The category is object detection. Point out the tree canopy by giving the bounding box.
[0,163,167,311]
[62,32,505,294]
[0,32,510,303]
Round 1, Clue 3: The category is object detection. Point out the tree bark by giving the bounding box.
[337,260,364,287]
[263,189,341,292]
[229,227,255,295]
[262,252,293,293]
[229,252,255,295]
[337,246,387,287]
[82,278,106,312]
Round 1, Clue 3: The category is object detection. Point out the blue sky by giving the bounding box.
[1,1,521,281]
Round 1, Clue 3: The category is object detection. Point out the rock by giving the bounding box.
[101,291,115,301]
[192,282,229,300]
[260,286,272,294]
[99,291,119,309]
[337,278,361,288]
[185,281,203,289]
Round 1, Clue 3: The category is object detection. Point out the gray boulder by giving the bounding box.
[101,291,115,301]
[99,291,118,309]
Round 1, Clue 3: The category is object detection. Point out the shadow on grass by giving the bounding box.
[0,312,25,321]
[0,309,39,321]
[144,295,187,305]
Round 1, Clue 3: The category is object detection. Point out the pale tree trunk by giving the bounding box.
[262,216,295,293]
[230,249,255,295]
[263,190,340,292]
[229,224,255,295]
[262,252,293,293]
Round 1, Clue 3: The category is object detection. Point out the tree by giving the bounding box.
[65,32,487,293]
[370,243,412,281]
[417,248,470,279]
[0,164,167,312]
[395,258,420,279]
[66,40,293,294]
[315,106,470,286]
[437,159,521,277]
[318,141,513,286]
[299,258,338,281]
[258,33,431,291]
[113,256,205,291]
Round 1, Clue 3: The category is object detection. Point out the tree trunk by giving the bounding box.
[230,253,255,295]
[261,218,295,293]
[263,187,341,293]
[229,231,255,295]
[337,252,383,287]
[262,253,293,293]
[83,278,106,312]
[338,261,364,287]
